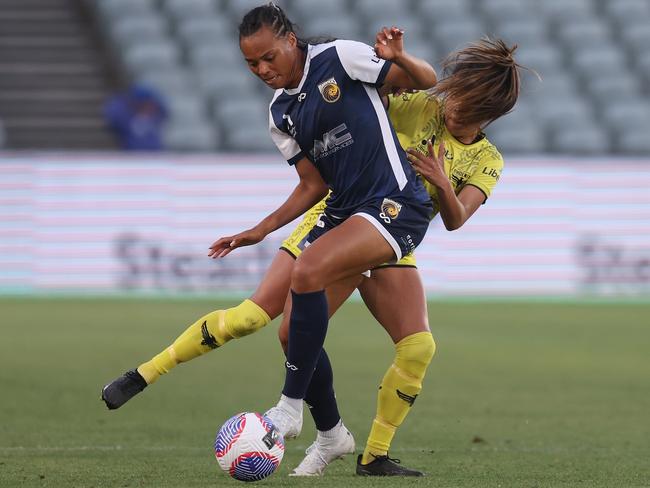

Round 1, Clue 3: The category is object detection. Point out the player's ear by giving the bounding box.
[286,31,297,48]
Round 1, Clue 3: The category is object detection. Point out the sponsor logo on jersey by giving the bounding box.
[381,198,402,221]
[317,77,341,103]
[451,170,469,187]
[482,167,501,181]
[311,123,353,160]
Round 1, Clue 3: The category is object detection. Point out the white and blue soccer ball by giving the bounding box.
[214,412,285,482]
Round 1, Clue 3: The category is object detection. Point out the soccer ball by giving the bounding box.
[214,412,285,482]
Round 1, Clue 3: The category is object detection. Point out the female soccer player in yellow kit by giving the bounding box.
[102,15,526,477]
[273,36,524,477]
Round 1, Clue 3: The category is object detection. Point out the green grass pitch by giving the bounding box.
[1,297,649,487]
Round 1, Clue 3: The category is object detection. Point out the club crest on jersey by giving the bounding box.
[381,198,402,220]
[318,77,341,103]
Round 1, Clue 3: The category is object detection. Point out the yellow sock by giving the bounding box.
[361,331,436,465]
[137,299,271,384]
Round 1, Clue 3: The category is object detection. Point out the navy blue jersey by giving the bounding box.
[268,40,431,218]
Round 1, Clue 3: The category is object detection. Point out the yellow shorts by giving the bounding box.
[280,197,417,268]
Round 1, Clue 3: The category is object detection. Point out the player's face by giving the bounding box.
[240,26,300,90]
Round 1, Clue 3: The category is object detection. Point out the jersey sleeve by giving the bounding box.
[334,40,392,86]
[269,108,305,165]
[464,147,504,200]
[387,91,431,137]
[388,91,441,150]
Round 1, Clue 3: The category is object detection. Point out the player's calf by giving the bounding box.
[137,300,271,385]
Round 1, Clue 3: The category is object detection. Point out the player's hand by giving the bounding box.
[406,141,448,189]
[208,228,265,259]
[374,26,405,61]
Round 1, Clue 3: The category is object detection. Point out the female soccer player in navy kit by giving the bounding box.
[209,3,438,461]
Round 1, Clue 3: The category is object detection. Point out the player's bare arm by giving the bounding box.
[407,141,484,231]
[375,26,437,95]
[209,158,328,258]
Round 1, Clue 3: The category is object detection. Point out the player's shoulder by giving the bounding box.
[269,88,289,126]
[329,39,375,58]
[391,90,439,110]
[269,87,293,113]
[307,40,337,57]
[477,136,505,168]
[269,88,284,106]
[331,38,370,49]
[305,39,372,64]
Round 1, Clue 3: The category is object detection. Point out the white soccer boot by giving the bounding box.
[290,421,356,476]
[264,396,303,440]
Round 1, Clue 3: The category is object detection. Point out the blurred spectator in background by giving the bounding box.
[104,84,168,151]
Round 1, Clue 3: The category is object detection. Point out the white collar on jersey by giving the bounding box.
[283,42,336,96]
[284,44,313,96]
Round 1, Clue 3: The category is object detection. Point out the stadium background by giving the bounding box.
[0,0,649,487]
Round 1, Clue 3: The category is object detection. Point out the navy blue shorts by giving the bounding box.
[303,196,433,261]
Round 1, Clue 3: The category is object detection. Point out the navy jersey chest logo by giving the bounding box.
[318,77,341,103]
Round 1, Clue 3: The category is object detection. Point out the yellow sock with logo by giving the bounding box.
[137,299,271,384]
[361,331,436,465]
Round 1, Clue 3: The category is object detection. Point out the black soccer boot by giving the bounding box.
[356,454,425,477]
[101,369,148,410]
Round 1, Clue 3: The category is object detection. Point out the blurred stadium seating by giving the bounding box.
[0,0,649,154]
[0,118,5,148]
[0,0,119,149]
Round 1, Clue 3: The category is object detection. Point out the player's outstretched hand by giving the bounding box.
[208,228,265,258]
[374,26,405,61]
[406,141,447,189]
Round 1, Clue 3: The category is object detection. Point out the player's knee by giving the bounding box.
[395,331,436,377]
[224,299,271,339]
[291,257,323,292]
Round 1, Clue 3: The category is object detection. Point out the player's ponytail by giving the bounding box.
[239,3,335,47]
[430,37,535,128]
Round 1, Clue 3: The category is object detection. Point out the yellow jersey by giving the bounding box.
[281,91,504,266]
[387,90,504,218]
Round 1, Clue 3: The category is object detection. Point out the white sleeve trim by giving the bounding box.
[335,39,386,84]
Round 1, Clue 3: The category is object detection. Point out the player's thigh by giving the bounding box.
[250,250,296,319]
[293,216,395,292]
[278,274,362,352]
[359,266,429,344]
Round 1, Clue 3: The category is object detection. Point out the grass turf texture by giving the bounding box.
[0,298,648,487]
